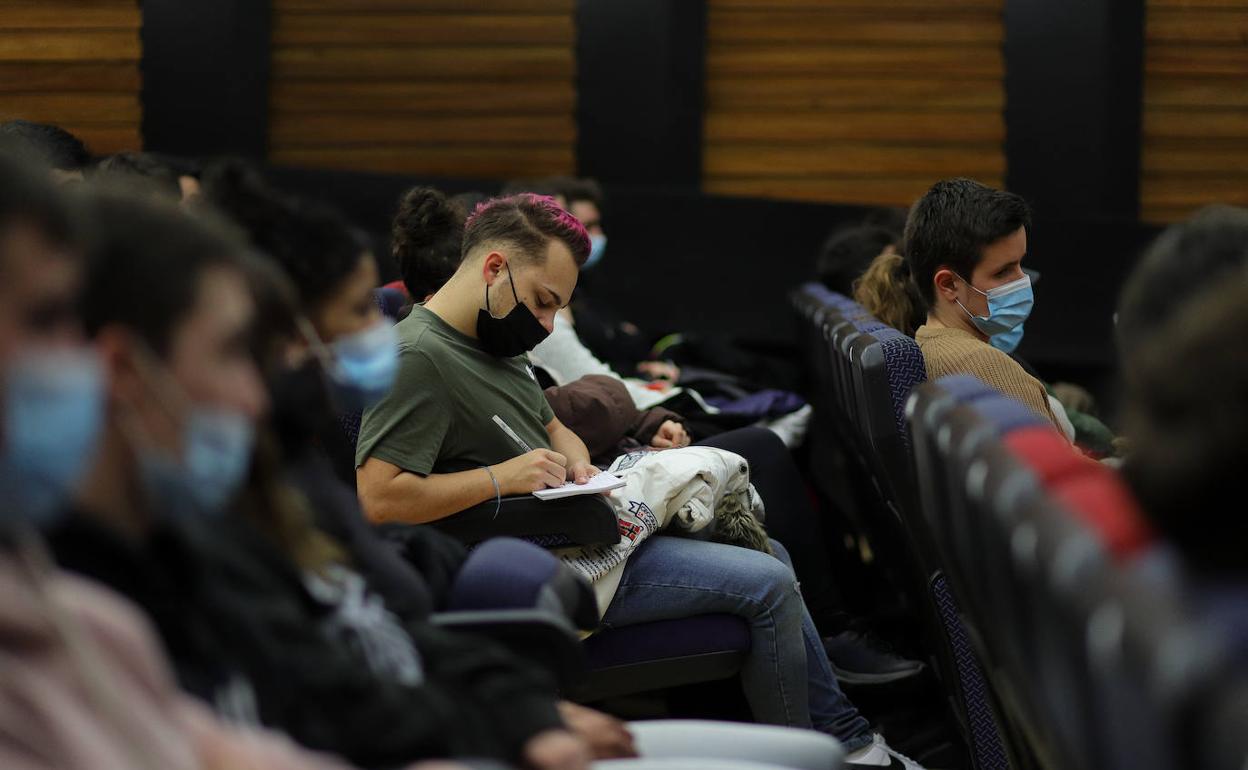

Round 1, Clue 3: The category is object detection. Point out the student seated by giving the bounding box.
[47,188,594,770]
[1121,276,1248,579]
[816,222,899,298]
[866,178,1061,428]
[0,152,454,770]
[1116,204,1248,359]
[357,192,924,768]
[1117,208,1248,579]
[391,186,923,683]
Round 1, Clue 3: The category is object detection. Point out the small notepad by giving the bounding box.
[532,471,626,500]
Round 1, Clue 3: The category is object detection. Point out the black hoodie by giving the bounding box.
[46,510,562,769]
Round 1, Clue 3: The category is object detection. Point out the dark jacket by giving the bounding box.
[544,374,685,466]
[47,510,562,769]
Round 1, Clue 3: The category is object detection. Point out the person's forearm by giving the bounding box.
[360,467,498,525]
[549,425,591,467]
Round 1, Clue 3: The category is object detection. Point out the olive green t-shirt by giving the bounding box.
[355,305,554,476]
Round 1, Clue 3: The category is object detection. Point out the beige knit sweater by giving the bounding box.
[914,324,1059,427]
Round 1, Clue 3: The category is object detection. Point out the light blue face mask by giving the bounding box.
[583,234,607,270]
[0,349,105,526]
[956,273,1035,345]
[990,323,1025,355]
[139,406,255,519]
[323,319,399,412]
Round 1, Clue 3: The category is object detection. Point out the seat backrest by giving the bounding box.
[1050,466,1156,562]
[1005,428,1156,560]
[1003,427,1091,485]
[969,395,1049,436]
[937,395,1047,576]
[907,375,998,541]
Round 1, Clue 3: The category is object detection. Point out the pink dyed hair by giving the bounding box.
[463,193,591,267]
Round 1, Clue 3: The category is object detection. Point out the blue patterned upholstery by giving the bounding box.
[971,394,1049,437]
[932,572,1011,770]
[875,329,927,449]
[934,374,997,404]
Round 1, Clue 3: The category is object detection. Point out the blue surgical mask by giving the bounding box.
[138,407,255,519]
[324,320,399,411]
[0,349,105,526]
[956,273,1034,340]
[584,234,607,270]
[990,323,1025,355]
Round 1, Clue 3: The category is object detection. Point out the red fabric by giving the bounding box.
[1004,426,1153,559]
[1003,426,1094,484]
[1051,471,1155,560]
[381,280,410,299]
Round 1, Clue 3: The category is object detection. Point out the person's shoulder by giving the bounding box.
[395,306,439,351]
[917,325,1024,373]
[941,333,1024,372]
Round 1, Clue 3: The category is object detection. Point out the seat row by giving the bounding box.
[792,283,1248,770]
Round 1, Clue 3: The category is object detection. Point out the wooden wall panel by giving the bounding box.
[269,0,576,178]
[0,1,141,156]
[702,0,1006,207]
[1141,0,1248,223]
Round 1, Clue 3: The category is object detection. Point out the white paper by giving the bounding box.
[532,471,626,500]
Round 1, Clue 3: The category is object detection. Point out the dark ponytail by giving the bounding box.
[391,186,467,300]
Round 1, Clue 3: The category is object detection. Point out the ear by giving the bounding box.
[933,267,961,302]
[93,325,144,409]
[480,251,506,285]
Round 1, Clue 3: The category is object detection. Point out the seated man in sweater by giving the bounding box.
[356,193,924,768]
[901,178,1060,427]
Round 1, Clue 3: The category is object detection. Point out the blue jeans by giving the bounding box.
[600,535,873,752]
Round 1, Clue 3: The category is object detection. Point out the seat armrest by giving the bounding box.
[431,493,618,547]
[433,608,587,689]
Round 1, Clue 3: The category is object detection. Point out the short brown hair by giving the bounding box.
[463,193,590,267]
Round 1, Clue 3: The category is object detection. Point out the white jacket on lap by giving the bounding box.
[559,446,765,615]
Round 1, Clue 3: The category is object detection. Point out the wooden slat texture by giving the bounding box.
[1147,9,1248,43]
[705,112,1004,144]
[0,63,140,93]
[270,114,575,147]
[706,177,1005,207]
[707,77,1004,112]
[1145,44,1248,77]
[709,11,1002,45]
[272,46,574,80]
[705,145,1005,178]
[271,81,574,114]
[707,46,1004,79]
[0,4,139,29]
[711,0,1001,10]
[269,1,576,179]
[274,13,573,45]
[277,0,573,11]
[0,30,139,62]
[0,1,141,156]
[269,146,575,177]
[1145,77,1248,108]
[703,3,1006,207]
[1141,0,1248,223]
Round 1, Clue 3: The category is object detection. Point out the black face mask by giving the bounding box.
[476,266,550,358]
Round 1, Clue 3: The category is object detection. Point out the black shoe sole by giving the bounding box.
[831,661,926,685]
